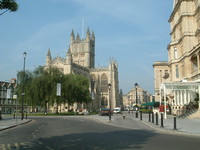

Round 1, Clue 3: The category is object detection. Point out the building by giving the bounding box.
[153,0,200,117]
[153,61,170,101]
[45,28,120,112]
[0,79,18,115]
[123,85,152,110]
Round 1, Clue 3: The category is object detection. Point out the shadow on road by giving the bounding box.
[10,129,156,150]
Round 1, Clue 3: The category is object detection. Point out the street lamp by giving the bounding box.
[135,82,138,118]
[108,83,111,121]
[21,52,27,120]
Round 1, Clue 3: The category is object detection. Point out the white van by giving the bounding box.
[113,107,121,114]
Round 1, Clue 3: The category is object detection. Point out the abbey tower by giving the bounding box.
[45,28,120,112]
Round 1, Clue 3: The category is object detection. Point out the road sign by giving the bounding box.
[57,83,61,96]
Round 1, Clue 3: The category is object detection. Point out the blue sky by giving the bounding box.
[0,0,173,94]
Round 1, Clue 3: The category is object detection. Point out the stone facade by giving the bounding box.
[153,0,200,116]
[154,0,200,93]
[123,86,152,110]
[45,28,120,112]
[153,61,170,101]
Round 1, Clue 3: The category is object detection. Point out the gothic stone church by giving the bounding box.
[45,28,120,112]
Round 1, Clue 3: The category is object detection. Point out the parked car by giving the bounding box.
[113,107,121,114]
[99,108,111,116]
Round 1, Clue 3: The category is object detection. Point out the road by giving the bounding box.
[0,116,200,150]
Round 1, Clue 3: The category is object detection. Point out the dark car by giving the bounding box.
[99,108,111,116]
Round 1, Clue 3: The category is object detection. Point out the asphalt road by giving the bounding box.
[0,116,200,150]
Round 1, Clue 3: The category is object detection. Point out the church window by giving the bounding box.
[101,74,108,93]
[91,75,96,91]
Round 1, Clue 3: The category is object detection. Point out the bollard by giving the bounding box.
[26,112,27,120]
[13,112,15,119]
[140,111,142,120]
[161,113,164,127]
[173,114,177,130]
[148,111,151,122]
[123,114,125,119]
[136,111,138,118]
[152,112,154,123]
[156,112,158,125]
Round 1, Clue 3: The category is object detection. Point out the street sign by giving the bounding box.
[57,83,61,96]
[6,89,11,99]
[13,95,17,100]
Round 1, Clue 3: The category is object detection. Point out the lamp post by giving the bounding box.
[108,83,111,121]
[135,82,138,118]
[21,52,27,120]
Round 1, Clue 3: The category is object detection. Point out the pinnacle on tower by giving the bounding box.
[86,27,90,41]
[67,46,71,55]
[76,33,80,41]
[71,29,75,39]
[47,48,51,57]
[91,30,95,40]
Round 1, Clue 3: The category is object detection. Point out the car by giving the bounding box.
[99,108,111,116]
[113,107,121,114]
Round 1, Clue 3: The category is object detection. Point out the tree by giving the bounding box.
[0,0,18,16]
[16,66,92,113]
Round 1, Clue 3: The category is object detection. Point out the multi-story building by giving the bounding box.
[153,61,170,101]
[45,28,120,112]
[124,85,152,110]
[0,79,18,115]
[153,0,200,117]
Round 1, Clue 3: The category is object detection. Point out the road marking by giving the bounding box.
[46,146,55,150]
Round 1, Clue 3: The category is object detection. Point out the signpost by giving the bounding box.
[13,95,17,124]
[57,83,61,96]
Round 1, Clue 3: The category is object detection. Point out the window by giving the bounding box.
[176,65,179,78]
[191,55,198,72]
[101,74,108,92]
[174,48,178,59]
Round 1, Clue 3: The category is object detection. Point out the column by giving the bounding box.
[180,91,183,106]
[184,90,187,105]
[174,91,177,106]
[177,91,180,106]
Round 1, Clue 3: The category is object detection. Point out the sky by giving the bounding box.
[0,0,173,94]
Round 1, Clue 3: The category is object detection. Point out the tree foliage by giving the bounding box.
[16,66,92,113]
[0,0,18,15]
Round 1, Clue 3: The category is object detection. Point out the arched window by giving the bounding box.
[101,74,108,92]
[191,55,198,72]
[91,74,96,91]
[174,47,178,59]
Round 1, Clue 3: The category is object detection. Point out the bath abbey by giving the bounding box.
[45,28,120,112]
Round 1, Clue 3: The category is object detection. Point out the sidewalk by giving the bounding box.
[85,112,200,137]
[0,114,31,131]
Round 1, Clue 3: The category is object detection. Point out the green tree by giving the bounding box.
[0,0,18,16]
[16,66,92,113]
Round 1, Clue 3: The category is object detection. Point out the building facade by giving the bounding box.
[153,61,170,101]
[45,28,120,112]
[123,85,152,110]
[0,79,18,115]
[153,0,200,116]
